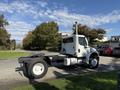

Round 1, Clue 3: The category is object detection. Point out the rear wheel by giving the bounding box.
[27,59,48,79]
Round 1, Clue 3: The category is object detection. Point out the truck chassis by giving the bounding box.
[16,52,99,79]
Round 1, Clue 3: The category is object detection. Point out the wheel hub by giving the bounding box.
[91,59,98,67]
[32,63,45,76]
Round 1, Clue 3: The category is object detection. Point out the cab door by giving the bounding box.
[77,37,88,57]
[62,37,75,55]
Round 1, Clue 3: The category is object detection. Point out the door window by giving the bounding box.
[79,37,87,46]
[63,37,73,43]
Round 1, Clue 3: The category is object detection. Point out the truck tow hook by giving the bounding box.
[15,67,23,76]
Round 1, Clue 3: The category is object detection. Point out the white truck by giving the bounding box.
[16,22,99,79]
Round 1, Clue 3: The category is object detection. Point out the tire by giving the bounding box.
[27,59,48,79]
[89,55,99,69]
[22,63,29,78]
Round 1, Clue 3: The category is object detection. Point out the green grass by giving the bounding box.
[0,51,31,60]
[12,71,117,90]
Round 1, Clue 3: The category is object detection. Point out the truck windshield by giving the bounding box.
[63,37,73,43]
[79,37,87,46]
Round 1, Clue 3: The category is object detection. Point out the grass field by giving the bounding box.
[0,51,31,60]
[12,71,117,90]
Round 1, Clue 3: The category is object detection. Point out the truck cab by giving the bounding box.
[61,34,99,67]
[61,35,89,57]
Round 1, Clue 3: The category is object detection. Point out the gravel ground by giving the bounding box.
[0,51,119,90]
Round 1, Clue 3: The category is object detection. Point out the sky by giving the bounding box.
[0,0,120,43]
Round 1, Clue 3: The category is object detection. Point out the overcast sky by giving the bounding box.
[0,0,120,43]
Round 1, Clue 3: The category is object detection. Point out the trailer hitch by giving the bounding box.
[15,67,23,76]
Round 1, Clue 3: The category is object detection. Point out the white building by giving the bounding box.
[59,32,72,38]
[110,36,120,48]
[95,36,108,42]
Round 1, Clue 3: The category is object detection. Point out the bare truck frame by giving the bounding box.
[16,22,99,79]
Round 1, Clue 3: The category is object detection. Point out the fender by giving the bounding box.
[90,48,99,56]
[18,53,45,64]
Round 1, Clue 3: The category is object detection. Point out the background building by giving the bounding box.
[110,36,120,48]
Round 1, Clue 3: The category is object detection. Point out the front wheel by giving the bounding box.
[89,55,99,69]
[28,59,48,79]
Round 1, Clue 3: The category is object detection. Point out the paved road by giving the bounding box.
[0,52,120,89]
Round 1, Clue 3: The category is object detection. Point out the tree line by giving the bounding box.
[0,14,106,50]
[23,22,106,51]
[76,23,106,45]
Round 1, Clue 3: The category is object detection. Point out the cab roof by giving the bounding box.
[62,34,85,39]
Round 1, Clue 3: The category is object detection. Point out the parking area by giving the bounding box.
[0,55,119,89]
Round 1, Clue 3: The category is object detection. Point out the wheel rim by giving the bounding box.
[91,59,98,67]
[32,63,45,76]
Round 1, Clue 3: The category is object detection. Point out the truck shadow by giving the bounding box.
[29,79,59,90]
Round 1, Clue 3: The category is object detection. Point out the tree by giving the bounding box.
[0,14,11,50]
[23,31,33,50]
[75,23,106,44]
[10,39,16,50]
[0,14,9,29]
[23,21,61,50]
